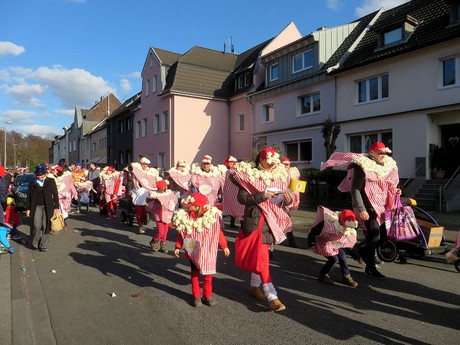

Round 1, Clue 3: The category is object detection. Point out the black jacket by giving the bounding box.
[26,177,59,234]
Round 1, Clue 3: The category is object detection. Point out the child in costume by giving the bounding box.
[307,207,361,287]
[148,179,178,253]
[5,195,21,240]
[173,193,230,307]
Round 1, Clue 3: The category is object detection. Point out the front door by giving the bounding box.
[442,124,460,177]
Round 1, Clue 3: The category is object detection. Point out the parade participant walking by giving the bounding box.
[321,142,400,279]
[148,180,178,253]
[281,157,300,247]
[230,147,294,312]
[49,165,77,219]
[308,208,360,287]
[87,162,100,206]
[222,155,244,229]
[0,165,8,225]
[25,164,60,252]
[129,157,160,233]
[190,155,226,207]
[165,160,191,204]
[173,193,230,307]
[100,166,121,219]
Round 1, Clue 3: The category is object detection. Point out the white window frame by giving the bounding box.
[284,140,312,163]
[153,114,160,134]
[143,118,148,137]
[269,63,279,81]
[357,74,389,104]
[293,49,313,73]
[349,131,393,153]
[262,103,275,124]
[158,152,165,169]
[237,113,245,132]
[153,75,158,93]
[440,56,459,88]
[383,27,403,45]
[161,111,168,132]
[298,92,321,116]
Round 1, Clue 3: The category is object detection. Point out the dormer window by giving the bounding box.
[374,15,419,49]
[383,27,403,45]
[269,63,279,81]
[448,0,460,24]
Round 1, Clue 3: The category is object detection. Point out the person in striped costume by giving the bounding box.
[308,208,360,287]
[222,155,244,229]
[230,147,294,312]
[321,142,400,279]
[173,193,230,307]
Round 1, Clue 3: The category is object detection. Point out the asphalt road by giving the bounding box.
[3,207,460,345]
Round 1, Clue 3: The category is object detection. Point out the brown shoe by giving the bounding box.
[149,240,159,252]
[318,273,334,284]
[249,286,266,301]
[160,241,168,253]
[268,298,286,312]
[343,274,358,287]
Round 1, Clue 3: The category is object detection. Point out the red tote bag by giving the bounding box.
[234,215,264,272]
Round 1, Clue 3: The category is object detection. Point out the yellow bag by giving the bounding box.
[50,212,67,233]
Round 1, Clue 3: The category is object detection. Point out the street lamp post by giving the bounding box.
[13,143,18,168]
[4,121,12,167]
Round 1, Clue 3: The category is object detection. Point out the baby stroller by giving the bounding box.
[376,197,446,262]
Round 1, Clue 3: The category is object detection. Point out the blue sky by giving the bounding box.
[0,0,409,138]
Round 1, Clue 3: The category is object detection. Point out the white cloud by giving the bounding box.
[122,71,141,79]
[355,0,410,17]
[326,0,343,11]
[1,109,39,123]
[120,78,131,93]
[16,124,61,138]
[0,41,25,57]
[5,83,47,109]
[32,65,115,108]
[54,108,75,116]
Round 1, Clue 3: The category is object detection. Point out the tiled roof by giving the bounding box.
[108,92,141,119]
[336,0,460,72]
[84,93,121,121]
[153,48,182,66]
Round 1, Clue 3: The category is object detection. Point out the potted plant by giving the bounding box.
[431,145,446,179]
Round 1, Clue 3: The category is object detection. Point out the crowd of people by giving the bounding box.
[0,141,400,311]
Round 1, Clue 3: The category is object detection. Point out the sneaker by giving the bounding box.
[8,247,15,254]
[193,298,202,307]
[342,274,358,287]
[374,254,383,265]
[159,242,168,253]
[106,215,112,220]
[11,234,21,240]
[365,268,386,279]
[139,227,146,234]
[203,296,216,306]
[250,286,266,301]
[268,298,286,312]
[318,273,334,284]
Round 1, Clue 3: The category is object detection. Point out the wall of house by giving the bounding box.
[90,129,107,164]
[173,96,229,165]
[336,39,460,121]
[229,95,252,160]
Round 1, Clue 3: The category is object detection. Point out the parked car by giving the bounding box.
[12,173,35,211]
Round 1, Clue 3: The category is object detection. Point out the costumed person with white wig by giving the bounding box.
[190,155,226,207]
[164,160,191,205]
[230,147,294,312]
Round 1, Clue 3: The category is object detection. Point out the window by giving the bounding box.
[262,103,275,123]
[143,118,148,137]
[237,113,245,132]
[299,92,320,115]
[449,2,460,24]
[126,118,131,131]
[269,63,278,81]
[357,74,389,103]
[162,111,168,132]
[153,75,157,93]
[238,75,245,89]
[158,152,165,169]
[349,131,392,153]
[107,124,112,135]
[443,58,456,86]
[136,120,141,138]
[293,50,313,73]
[145,79,150,96]
[92,142,96,152]
[119,120,124,133]
[285,140,312,162]
[153,114,160,134]
[383,27,402,45]
[244,73,250,86]
[119,151,124,165]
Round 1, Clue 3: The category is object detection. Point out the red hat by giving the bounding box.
[369,142,392,154]
[55,166,63,172]
[259,147,280,164]
[182,193,208,208]
[202,155,212,164]
[0,165,5,178]
[107,166,115,172]
[339,210,358,228]
[156,180,168,190]
[281,157,290,164]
